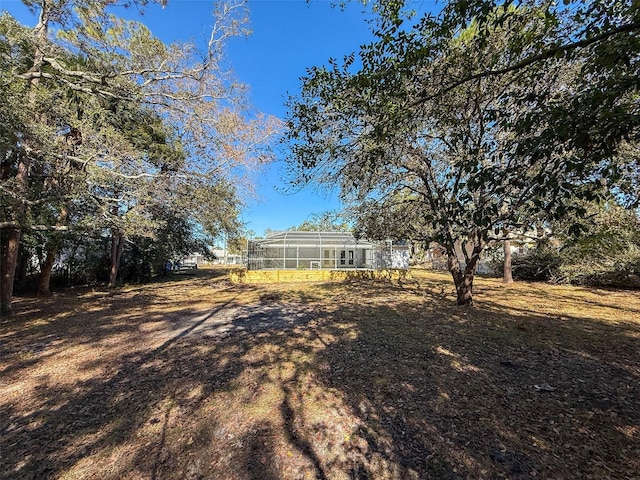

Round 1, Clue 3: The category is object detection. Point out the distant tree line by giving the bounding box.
[288,210,352,233]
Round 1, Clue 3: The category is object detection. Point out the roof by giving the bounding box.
[252,231,377,248]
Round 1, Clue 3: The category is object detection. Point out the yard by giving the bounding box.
[1,268,638,479]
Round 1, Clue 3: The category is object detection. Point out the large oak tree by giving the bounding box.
[1,0,279,313]
[285,0,638,305]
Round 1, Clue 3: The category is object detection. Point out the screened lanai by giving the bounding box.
[246,231,390,270]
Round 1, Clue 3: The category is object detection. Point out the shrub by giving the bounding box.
[558,244,640,287]
[511,246,563,282]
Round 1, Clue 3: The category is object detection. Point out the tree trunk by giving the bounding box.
[0,5,51,314]
[0,153,29,316]
[448,253,478,306]
[37,206,68,296]
[108,232,125,288]
[16,242,29,292]
[37,248,57,296]
[503,239,514,284]
[454,270,474,306]
[1,228,21,316]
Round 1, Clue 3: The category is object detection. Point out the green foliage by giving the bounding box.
[558,249,640,287]
[510,244,564,282]
[555,204,640,286]
[127,204,211,279]
[491,204,640,286]
[1,2,278,306]
[290,210,352,232]
[285,0,639,304]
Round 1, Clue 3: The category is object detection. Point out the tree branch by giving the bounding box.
[411,21,640,107]
[0,221,70,231]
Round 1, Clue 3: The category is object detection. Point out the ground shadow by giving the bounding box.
[1,272,638,479]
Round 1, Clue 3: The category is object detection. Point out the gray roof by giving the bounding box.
[253,231,376,248]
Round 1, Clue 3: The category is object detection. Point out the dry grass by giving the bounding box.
[1,267,638,479]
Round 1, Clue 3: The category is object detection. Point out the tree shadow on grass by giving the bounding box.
[280,387,329,480]
[0,298,243,479]
[237,421,282,480]
[1,275,638,479]
[0,278,337,479]
[306,280,640,479]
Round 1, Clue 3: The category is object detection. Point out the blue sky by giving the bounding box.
[224,1,377,236]
[0,0,386,236]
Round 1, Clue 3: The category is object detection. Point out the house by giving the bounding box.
[211,247,242,265]
[176,252,205,268]
[245,231,409,270]
[177,247,242,267]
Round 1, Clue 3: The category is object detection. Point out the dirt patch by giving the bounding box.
[1,268,639,479]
